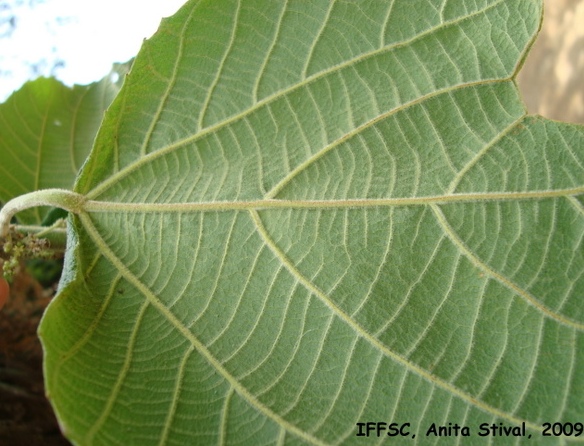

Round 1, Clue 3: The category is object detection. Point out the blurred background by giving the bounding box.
[0,0,184,101]
[518,0,584,124]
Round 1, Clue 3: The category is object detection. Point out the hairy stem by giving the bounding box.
[0,189,85,237]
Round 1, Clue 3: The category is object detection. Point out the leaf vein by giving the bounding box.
[431,204,584,331]
[78,212,328,446]
[248,208,546,431]
[85,1,508,200]
[85,299,150,445]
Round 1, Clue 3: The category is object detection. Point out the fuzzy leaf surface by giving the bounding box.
[40,1,584,444]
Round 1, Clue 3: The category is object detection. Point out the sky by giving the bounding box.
[0,0,186,101]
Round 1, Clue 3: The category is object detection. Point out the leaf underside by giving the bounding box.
[40,1,584,445]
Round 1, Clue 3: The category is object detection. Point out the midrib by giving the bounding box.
[82,186,584,213]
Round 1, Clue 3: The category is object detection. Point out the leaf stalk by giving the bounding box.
[0,189,85,237]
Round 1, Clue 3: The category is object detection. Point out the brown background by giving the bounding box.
[518,0,584,124]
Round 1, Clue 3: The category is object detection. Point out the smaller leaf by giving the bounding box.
[0,61,131,224]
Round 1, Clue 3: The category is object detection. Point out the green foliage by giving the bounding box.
[1,0,584,444]
[0,62,130,224]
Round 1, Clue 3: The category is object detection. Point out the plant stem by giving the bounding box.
[0,189,85,237]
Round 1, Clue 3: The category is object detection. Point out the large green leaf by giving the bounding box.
[39,0,584,444]
[0,62,130,224]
